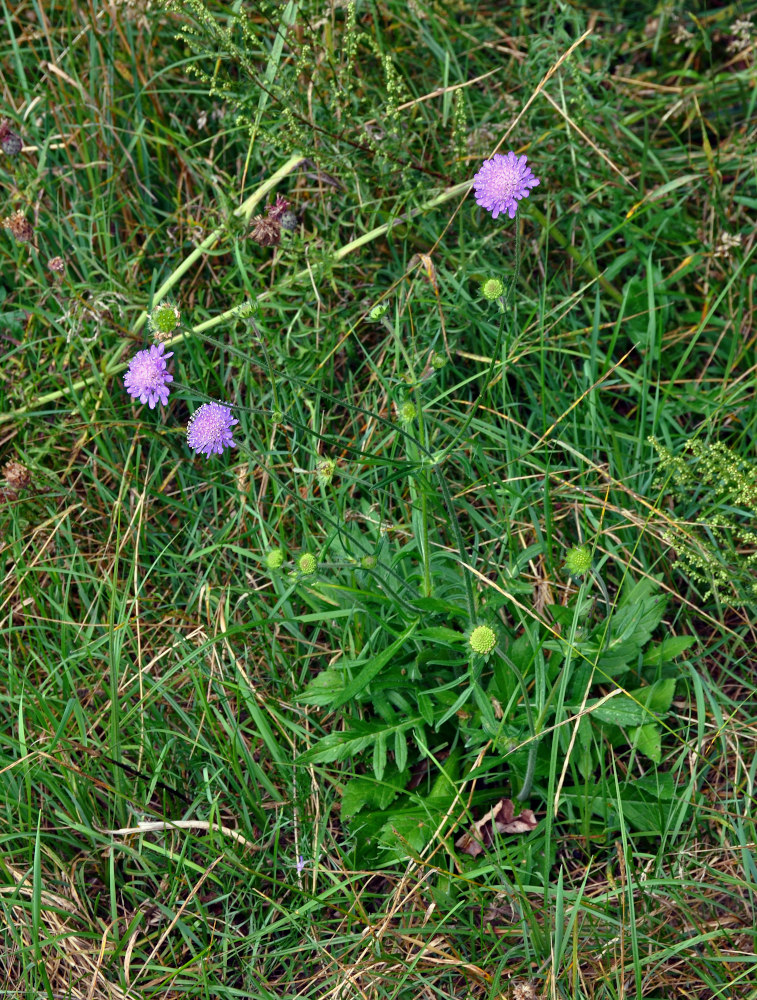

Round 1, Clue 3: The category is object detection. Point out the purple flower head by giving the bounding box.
[123,342,174,409]
[473,152,540,220]
[187,402,239,459]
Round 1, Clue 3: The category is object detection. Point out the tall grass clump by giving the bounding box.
[1,2,756,998]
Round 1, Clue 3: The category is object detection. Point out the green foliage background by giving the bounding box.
[1,1,756,997]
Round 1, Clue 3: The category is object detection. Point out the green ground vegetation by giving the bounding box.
[1,1,756,998]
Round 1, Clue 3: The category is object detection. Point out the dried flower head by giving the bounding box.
[513,982,539,1000]
[123,342,174,409]
[713,231,742,259]
[266,195,291,222]
[2,210,34,244]
[728,17,753,53]
[0,119,22,156]
[186,401,239,458]
[3,460,31,495]
[473,152,540,220]
[47,256,66,274]
[250,215,281,246]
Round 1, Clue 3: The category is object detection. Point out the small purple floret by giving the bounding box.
[472,151,540,220]
[123,342,174,409]
[187,402,239,459]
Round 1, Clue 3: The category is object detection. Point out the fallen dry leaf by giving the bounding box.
[455,798,537,857]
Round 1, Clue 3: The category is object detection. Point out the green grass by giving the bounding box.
[2,1,757,997]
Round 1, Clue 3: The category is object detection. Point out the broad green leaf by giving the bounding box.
[642,635,695,665]
[584,678,675,727]
[635,676,676,714]
[416,626,466,643]
[341,769,408,818]
[630,723,662,763]
[297,668,348,707]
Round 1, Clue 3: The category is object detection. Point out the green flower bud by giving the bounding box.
[360,554,377,570]
[565,545,592,576]
[480,277,505,301]
[431,352,447,370]
[369,302,389,320]
[148,302,181,339]
[469,624,497,656]
[316,457,335,487]
[265,548,284,570]
[298,552,317,575]
[398,401,417,424]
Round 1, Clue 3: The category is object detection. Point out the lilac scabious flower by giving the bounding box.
[186,402,238,458]
[123,342,174,409]
[473,152,540,220]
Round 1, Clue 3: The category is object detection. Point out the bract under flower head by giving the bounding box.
[123,342,174,409]
[473,152,540,220]
[187,402,239,458]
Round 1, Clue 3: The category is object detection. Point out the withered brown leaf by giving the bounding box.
[456,798,537,858]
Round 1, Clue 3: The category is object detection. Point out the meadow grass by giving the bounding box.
[1,1,756,998]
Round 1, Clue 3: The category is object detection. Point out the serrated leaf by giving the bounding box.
[297,717,422,766]
[630,723,662,763]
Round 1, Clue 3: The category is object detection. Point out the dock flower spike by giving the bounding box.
[473,152,540,220]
